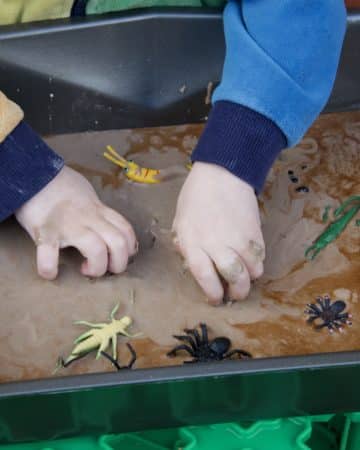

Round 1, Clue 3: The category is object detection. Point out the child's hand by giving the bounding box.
[15,166,137,280]
[172,162,265,305]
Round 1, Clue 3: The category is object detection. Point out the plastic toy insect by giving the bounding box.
[57,304,140,369]
[104,145,193,184]
[167,323,252,363]
[305,295,352,333]
[104,145,161,184]
[305,195,360,260]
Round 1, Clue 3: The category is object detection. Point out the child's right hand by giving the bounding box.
[15,166,137,280]
[172,162,265,305]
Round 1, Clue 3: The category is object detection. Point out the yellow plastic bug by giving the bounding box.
[104,145,161,184]
[56,304,140,369]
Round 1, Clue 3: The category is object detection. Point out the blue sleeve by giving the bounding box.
[192,0,346,193]
[0,122,64,221]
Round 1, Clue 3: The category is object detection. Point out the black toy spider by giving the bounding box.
[305,295,352,333]
[167,323,252,363]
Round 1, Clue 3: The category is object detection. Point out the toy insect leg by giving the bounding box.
[104,146,128,168]
[337,313,351,321]
[101,351,121,370]
[126,343,137,368]
[225,349,252,359]
[167,344,195,357]
[306,304,322,314]
[122,331,142,338]
[184,328,201,346]
[58,352,89,369]
[74,330,94,344]
[96,337,110,360]
[314,322,338,331]
[111,334,117,359]
[74,321,107,328]
[110,304,120,320]
[200,323,208,343]
[101,343,137,370]
[316,297,326,309]
[306,316,318,324]
[173,334,197,350]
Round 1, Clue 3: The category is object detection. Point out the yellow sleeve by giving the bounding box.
[0,91,24,143]
[0,0,73,25]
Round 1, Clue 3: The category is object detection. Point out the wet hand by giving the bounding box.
[172,162,265,305]
[15,166,137,280]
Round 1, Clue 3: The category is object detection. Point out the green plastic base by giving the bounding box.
[0,414,352,450]
[8,412,360,449]
[340,412,360,450]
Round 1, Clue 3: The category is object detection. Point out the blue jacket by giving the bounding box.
[0,0,346,220]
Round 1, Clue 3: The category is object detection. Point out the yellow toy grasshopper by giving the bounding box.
[104,145,161,184]
[56,304,140,371]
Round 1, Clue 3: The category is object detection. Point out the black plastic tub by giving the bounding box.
[0,9,359,445]
[0,9,359,135]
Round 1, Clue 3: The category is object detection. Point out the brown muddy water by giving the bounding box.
[0,111,359,382]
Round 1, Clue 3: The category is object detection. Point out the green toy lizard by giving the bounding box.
[305,195,360,260]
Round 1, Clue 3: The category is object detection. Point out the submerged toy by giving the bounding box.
[104,145,161,184]
[104,145,193,184]
[305,195,360,260]
[57,304,139,369]
[305,295,352,333]
[167,323,252,363]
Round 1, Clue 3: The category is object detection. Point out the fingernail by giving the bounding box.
[219,261,244,285]
[249,240,265,261]
[206,297,223,307]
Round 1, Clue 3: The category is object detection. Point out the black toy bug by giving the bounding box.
[305,295,352,333]
[167,323,252,363]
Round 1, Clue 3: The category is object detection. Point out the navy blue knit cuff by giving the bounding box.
[192,101,287,193]
[71,0,88,16]
[0,122,64,221]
